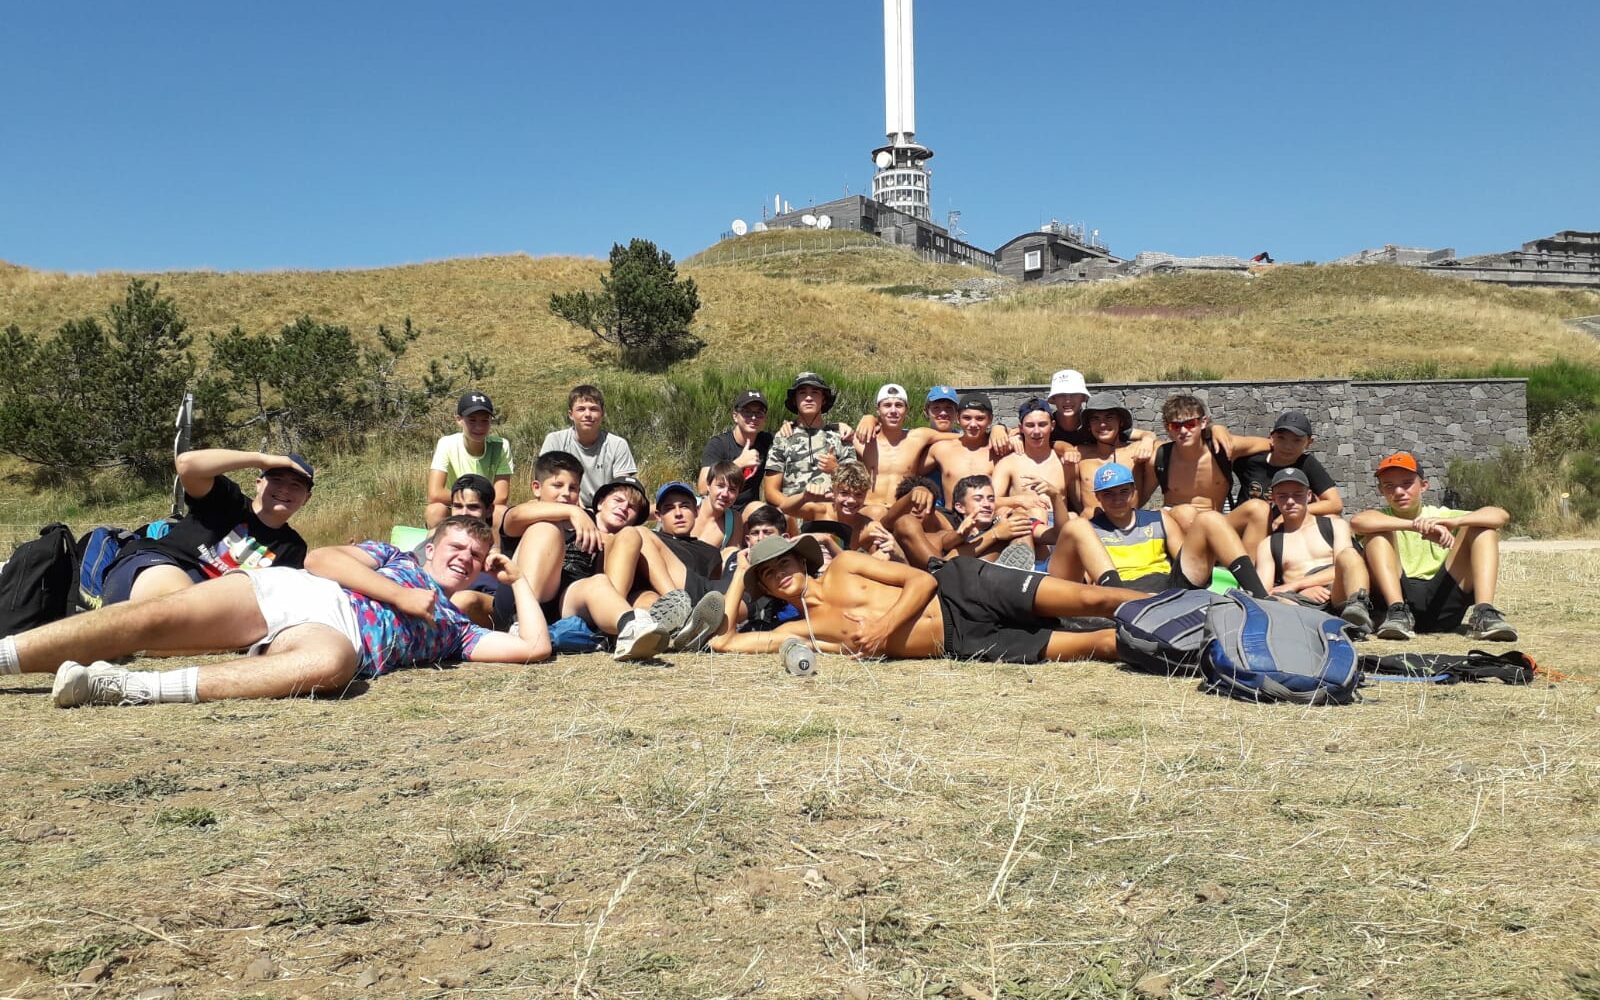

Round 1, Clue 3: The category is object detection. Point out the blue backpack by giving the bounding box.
[1115,588,1361,704]
[547,615,608,654]
[1201,591,1360,705]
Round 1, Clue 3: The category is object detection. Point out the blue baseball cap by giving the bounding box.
[1093,462,1135,492]
[925,385,959,404]
[654,481,698,508]
[1017,397,1053,420]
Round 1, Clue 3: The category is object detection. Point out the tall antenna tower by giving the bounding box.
[870,0,933,220]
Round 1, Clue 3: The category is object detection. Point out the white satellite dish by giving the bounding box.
[875,150,894,169]
[801,214,817,227]
[752,222,768,232]
[817,215,832,230]
[730,218,748,236]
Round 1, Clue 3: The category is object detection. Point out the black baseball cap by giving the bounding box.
[457,391,494,417]
[1016,397,1053,420]
[958,391,993,413]
[1269,467,1312,491]
[732,388,768,410]
[1272,410,1313,437]
[264,453,315,488]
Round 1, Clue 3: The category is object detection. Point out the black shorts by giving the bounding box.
[932,557,1053,663]
[1402,571,1472,632]
[492,568,586,629]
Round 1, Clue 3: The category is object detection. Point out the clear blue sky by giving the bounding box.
[3,1,1595,272]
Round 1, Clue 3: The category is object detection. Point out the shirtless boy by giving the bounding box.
[883,475,1034,571]
[857,384,1012,508]
[1047,463,1271,599]
[771,461,897,558]
[1063,393,1156,516]
[602,482,729,649]
[927,392,1003,504]
[1255,469,1372,634]
[1153,394,1271,552]
[707,535,1144,664]
[692,461,744,550]
[1040,369,1156,452]
[992,397,1071,560]
[1351,452,1517,641]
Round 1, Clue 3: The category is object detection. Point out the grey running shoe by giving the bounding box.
[1374,602,1416,641]
[669,591,725,652]
[612,590,692,662]
[779,638,817,677]
[1467,603,1518,642]
[1340,589,1374,638]
[52,661,136,708]
[995,542,1037,572]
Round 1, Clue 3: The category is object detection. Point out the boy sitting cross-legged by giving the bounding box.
[1255,469,1373,634]
[1351,452,1517,641]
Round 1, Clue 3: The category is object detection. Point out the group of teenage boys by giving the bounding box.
[0,369,1518,710]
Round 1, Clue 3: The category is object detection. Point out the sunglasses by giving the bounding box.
[1167,417,1203,431]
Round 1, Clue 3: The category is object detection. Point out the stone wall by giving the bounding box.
[964,378,1528,510]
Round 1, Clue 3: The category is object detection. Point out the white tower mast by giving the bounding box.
[872,0,932,221]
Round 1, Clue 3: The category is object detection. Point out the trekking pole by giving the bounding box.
[170,391,194,519]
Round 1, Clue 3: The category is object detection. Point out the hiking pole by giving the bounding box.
[170,391,194,519]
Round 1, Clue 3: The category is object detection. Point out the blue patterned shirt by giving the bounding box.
[344,542,489,677]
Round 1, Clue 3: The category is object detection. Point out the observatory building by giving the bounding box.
[759,0,996,269]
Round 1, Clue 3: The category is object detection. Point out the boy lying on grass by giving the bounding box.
[0,517,551,708]
[707,535,1143,664]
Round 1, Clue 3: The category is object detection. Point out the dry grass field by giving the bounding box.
[2,550,1596,999]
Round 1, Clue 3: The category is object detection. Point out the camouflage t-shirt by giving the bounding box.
[764,424,855,496]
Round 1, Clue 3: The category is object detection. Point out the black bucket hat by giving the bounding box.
[784,372,837,414]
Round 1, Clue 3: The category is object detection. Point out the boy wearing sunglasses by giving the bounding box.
[1152,394,1272,552]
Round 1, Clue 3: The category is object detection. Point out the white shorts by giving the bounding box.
[239,567,362,657]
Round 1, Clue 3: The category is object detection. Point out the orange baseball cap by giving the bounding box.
[1374,451,1424,478]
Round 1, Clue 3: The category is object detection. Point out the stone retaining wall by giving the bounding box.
[963,378,1528,510]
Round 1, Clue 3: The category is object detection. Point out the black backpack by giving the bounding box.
[0,523,79,635]
[1358,650,1538,685]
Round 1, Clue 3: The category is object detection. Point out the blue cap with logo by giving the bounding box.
[654,481,698,508]
[1092,462,1135,492]
[925,385,959,404]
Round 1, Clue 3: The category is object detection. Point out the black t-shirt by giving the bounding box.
[112,475,307,579]
[1233,453,1337,507]
[699,429,774,507]
[658,531,721,582]
[1050,423,1096,447]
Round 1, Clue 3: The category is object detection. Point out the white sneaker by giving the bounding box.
[669,592,725,651]
[52,661,138,708]
[613,612,672,662]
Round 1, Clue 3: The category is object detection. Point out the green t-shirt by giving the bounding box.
[431,433,513,482]
[1383,503,1466,580]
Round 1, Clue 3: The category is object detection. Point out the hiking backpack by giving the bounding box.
[0,523,79,635]
[1113,588,1224,675]
[1201,590,1360,705]
[75,526,138,610]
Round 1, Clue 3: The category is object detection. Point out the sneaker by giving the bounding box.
[612,590,691,662]
[669,592,725,652]
[995,542,1037,572]
[52,661,138,708]
[1374,602,1416,641]
[1467,603,1519,642]
[1340,590,1374,637]
[779,638,817,677]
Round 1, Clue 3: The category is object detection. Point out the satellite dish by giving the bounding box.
[875,150,893,169]
[730,219,748,236]
[802,214,817,227]
[817,215,832,230]
[752,222,768,232]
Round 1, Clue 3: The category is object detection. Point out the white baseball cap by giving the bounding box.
[875,383,908,405]
[1048,369,1088,399]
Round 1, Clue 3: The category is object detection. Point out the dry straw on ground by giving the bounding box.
[1,550,1596,997]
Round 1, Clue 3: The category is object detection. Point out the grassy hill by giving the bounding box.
[2,241,1599,544]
